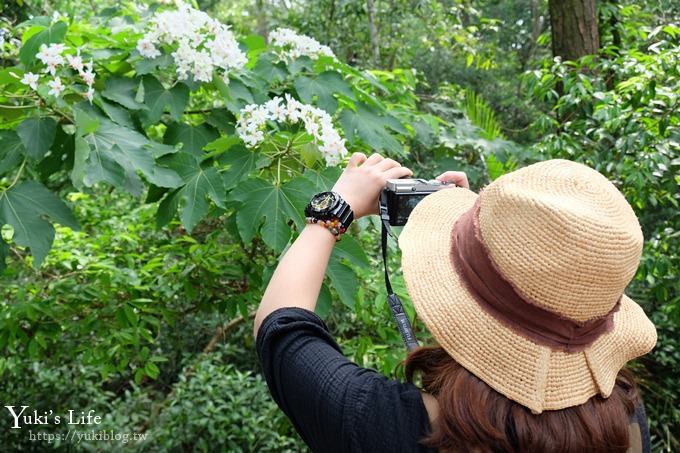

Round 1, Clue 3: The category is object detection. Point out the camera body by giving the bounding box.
[380,178,450,226]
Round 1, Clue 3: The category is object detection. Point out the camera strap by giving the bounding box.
[380,207,420,351]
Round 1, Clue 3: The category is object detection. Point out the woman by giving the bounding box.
[254,153,657,452]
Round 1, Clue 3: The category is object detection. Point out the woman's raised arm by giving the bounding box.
[253,152,412,338]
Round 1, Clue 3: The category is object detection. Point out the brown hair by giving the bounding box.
[404,346,639,453]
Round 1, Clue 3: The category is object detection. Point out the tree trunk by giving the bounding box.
[255,0,268,40]
[366,0,380,67]
[548,0,600,61]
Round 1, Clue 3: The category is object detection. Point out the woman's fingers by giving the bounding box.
[347,152,367,168]
[363,152,385,166]
[436,171,469,189]
[384,166,413,180]
[374,157,401,171]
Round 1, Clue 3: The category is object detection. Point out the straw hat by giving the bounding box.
[398,159,657,414]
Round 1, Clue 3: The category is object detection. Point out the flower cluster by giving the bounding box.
[236,94,347,166]
[269,28,335,61]
[21,43,96,101]
[136,2,247,83]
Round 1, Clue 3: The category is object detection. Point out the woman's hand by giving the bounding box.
[332,152,413,219]
[436,170,469,189]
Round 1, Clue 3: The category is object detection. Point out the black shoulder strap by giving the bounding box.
[380,204,419,351]
[635,400,651,453]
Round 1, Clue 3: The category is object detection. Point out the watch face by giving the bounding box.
[311,192,336,211]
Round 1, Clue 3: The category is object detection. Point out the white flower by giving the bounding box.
[36,43,66,75]
[137,37,161,59]
[237,95,347,166]
[136,2,246,83]
[52,11,66,23]
[84,87,95,103]
[66,49,84,72]
[269,28,336,61]
[80,68,95,86]
[47,76,65,97]
[20,72,39,90]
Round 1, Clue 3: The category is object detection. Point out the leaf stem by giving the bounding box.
[0,104,35,109]
[7,158,27,191]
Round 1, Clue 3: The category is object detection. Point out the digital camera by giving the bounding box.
[380,178,450,226]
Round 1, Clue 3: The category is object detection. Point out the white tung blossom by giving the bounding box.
[268,28,335,61]
[136,3,247,83]
[47,76,64,97]
[36,43,66,75]
[20,72,40,90]
[29,39,97,102]
[237,94,348,166]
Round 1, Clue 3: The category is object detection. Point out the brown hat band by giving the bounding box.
[450,197,620,353]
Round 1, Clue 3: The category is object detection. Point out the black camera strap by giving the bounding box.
[380,205,420,351]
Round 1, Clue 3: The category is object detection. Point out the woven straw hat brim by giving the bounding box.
[398,186,657,414]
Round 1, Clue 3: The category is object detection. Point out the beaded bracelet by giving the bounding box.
[305,216,346,239]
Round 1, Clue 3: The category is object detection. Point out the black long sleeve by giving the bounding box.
[255,307,434,453]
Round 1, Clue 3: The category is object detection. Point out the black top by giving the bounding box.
[256,307,650,453]
[256,307,433,453]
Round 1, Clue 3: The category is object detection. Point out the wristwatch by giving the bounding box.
[304,191,354,239]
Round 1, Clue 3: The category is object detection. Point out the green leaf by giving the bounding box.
[19,22,67,66]
[315,283,332,318]
[294,71,353,113]
[16,117,57,160]
[230,176,315,251]
[0,180,79,267]
[37,126,74,178]
[253,56,287,83]
[98,99,134,129]
[164,123,219,157]
[221,78,254,114]
[327,258,358,309]
[156,189,179,228]
[81,118,182,195]
[333,235,370,268]
[142,76,190,123]
[339,103,401,153]
[102,77,146,110]
[134,54,172,75]
[71,137,89,190]
[73,107,100,135]
[144,361,160,379]
[303,167,342,191]
[162,153,226,232]
[218,145,271,189]
[0,131,26,175]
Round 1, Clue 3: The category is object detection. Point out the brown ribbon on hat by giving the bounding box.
[450,197,620,353]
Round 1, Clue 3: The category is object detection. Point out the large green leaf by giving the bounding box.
[303,167,342,192]
[218,145,271,189]
[0,131,26,175]
[19,22,67,66]
[16,117,57,160]
[160,152,227,232]
[332,235,370,269]
[101,77,146,110]
[327,257,358,309]
[230,176,316,252]
[0,180,79,267]
[253,56,287,83]
[78,118,182,195]
[294,71,354,113]
[315,283,332,318]
[164,123,219,157]
[142,76,189,123]
[339,103,402,153]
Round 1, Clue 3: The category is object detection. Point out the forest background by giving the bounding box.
[0,0,677,450]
